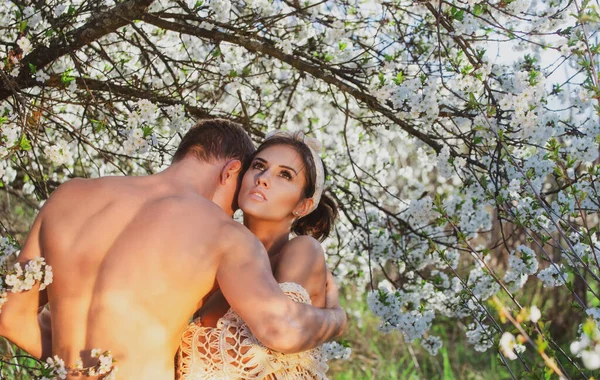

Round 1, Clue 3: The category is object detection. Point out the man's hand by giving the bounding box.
[324,271,346,337]
[324,271,340,309]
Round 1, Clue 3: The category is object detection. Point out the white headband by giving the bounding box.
[264,130,325,215]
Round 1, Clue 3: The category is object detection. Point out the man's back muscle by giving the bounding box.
[40,177,228,378]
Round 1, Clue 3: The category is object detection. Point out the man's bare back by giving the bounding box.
[39,175,234,378]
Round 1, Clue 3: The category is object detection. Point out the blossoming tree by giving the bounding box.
[0,0,599,377]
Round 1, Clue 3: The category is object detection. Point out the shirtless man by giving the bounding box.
[0,119,346,379]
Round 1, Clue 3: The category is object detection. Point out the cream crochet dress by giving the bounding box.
[176,282,329,380]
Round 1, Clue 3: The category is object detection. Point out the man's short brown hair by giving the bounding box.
[173,119,255,163]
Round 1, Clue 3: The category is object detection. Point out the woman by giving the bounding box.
[176,131,339,379]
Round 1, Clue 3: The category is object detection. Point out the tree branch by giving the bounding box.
[140,13,480,164]
[0,0,155,100]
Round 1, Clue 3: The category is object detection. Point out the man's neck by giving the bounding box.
[157,158,221,200]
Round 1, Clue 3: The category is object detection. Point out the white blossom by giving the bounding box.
[529,305,541,323]
[36,70,50,83]
[322,341,351,360]
[537,264,567,288]
[16,36,32,55]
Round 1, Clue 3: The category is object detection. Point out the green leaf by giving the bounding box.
[392,71,404,85]
[91,119,106,132]
[61,69,75,85]
[19,135,32,151]
[28,63,37,74]
[473,4,484,16]
[582,318,598,338]
[467,92,478,109]
[142,126,153,138]
[528,70,540,85]
[450,7,465,21]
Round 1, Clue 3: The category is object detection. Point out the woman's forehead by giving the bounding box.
[256,145,306,171]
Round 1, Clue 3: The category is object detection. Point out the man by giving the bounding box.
[0,119,346,379]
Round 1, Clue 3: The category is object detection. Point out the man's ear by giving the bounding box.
[293,198,314,217]
[219,159,242,185]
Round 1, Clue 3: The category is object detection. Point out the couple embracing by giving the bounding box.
[0,119,346,379]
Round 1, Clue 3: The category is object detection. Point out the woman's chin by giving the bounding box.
[238,202,265,218]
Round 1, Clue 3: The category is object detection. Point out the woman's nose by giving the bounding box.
[256,172,270,188]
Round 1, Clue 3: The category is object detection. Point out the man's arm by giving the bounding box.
[215,223,346,354]
[0,179,78,358]
[0,214,47,358]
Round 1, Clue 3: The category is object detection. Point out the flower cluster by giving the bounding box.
[46,141,74,167]
[43,349,117,380]
[209,0,231,22]
[0,257,53,313]
[536,264,567,288]
[503,245,539,291]
[4,258,53,293]
[499,332,526,360]
[367,288,436,344]
[322,341,351,361]
[0,235,53,313]
[571,319,600,370]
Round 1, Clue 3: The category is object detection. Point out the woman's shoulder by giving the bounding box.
[276,236,326,278]
[280,235,324,257]
[275,236,327,307]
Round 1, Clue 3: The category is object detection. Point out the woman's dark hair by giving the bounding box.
[242,132,338,241]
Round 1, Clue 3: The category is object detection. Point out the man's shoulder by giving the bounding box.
[217,220,255,243]
[146,195,237,244]
[42,178,96,209]
[50,176,124,198]
[213,220,261,255]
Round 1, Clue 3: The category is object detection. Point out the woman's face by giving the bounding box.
[238,144,308,222]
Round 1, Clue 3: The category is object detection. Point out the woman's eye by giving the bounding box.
[252,162,265,170]
[279,171,292,180]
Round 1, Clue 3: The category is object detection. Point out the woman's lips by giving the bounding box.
[249,189,267,201]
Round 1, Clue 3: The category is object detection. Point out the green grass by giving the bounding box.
[0,341,45,379]
[328,294,515,380]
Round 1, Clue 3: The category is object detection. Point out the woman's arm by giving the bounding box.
[273,236,327,308]
[194,290,230,327]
